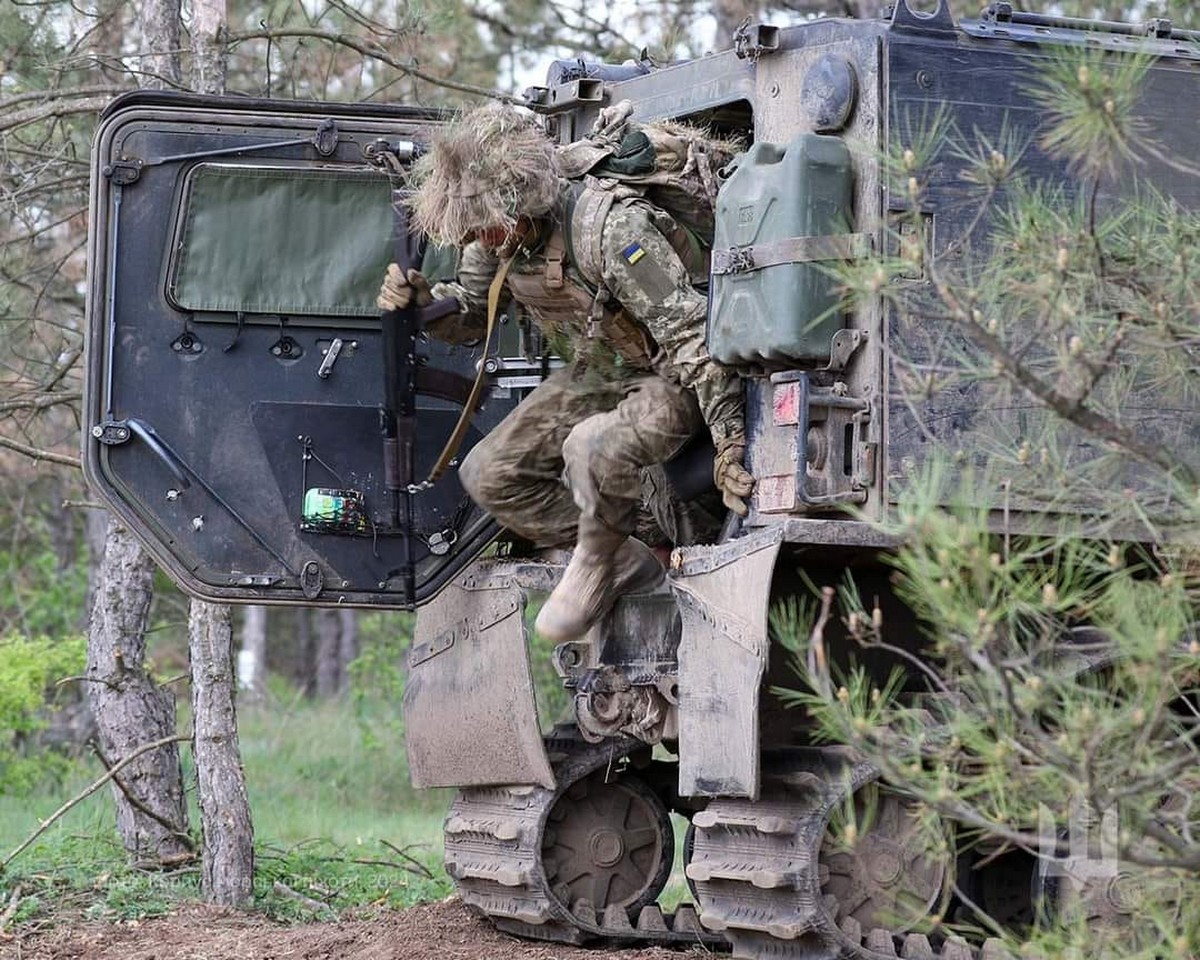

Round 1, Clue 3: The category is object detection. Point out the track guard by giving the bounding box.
[404,564,554,789]
[670,531,782,799]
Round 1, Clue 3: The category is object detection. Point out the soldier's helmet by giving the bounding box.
[409,103,561,246]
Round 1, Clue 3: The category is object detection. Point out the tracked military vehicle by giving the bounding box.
[84,0,1199,956]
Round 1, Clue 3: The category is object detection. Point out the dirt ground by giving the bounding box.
[0,898,712,960]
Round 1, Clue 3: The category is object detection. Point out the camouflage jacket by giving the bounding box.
[425,192,745,444]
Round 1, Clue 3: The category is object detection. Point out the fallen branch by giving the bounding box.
[91,741,196,852]
[272,881,332,914]
[0,734,191,873]
[0,884,23,932]
[379,838,434,879]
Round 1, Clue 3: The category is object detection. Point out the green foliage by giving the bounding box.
[0,540,89,643]
[0,633,85,795]
[347,612,415,750]
[796,42,1200,957]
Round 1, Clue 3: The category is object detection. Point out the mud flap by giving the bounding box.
[671,532,782,800]
[404,571,554,789]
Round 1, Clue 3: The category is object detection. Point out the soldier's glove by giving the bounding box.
[376,263,432,312]
[714,435,754,517]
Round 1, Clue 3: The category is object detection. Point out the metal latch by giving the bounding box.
[317,337,343,379]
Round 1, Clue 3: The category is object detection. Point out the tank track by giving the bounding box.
[445,736,1014,958]
[443,728,725,947]
[688,748,1014,960]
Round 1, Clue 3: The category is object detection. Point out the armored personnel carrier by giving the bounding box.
[83,0,1199,956]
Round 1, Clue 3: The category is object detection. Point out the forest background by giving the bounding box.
[0,0,1198,955]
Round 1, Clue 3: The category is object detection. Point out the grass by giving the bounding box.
[1,675,701,932]
[0,691,454,929]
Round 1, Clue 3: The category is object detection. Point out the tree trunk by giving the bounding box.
[191,0,228,94]
[141,0,181,89]
[337,609,359,692]
[314,608,341,698]
[296,607,314,696]
[189,601,254,907]
[86,518,191,863]
[185,0,251,909]
[83,499,111,630]
[81,0,191,868]
[238,605,268,701]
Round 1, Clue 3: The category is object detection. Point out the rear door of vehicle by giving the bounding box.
[85,93,520,608]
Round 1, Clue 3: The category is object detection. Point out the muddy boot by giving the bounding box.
[535,517,664,643]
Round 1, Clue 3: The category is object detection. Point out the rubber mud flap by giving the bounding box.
[404,573,553,789]
[671,533,781,799]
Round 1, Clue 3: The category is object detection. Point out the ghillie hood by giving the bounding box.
[408,104,561,245]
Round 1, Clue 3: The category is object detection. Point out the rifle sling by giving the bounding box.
[425,255,515,484]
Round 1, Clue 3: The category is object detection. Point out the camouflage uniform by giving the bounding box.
[429,195,738,548]
[383,102,751,641]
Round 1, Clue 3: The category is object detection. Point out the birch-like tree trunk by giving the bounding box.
[86,518,191,863]
[238,605,268,700]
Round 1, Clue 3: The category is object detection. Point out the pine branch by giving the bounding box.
[929,263,1195,487]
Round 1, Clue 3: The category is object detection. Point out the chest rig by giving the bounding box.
[503,218,657,374]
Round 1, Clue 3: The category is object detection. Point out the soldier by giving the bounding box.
[377,103,753,642]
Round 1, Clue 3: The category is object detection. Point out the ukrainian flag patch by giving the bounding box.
[622,242,646,265]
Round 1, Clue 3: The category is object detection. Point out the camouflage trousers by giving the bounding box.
[459,365,722,549]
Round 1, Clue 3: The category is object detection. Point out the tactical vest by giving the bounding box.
[503,216,657,373]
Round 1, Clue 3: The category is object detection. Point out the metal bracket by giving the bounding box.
[824,328,868,371]
[763,371,871,510]
[91,419,132,446]
[312,118,339,157]
[91,418,190,490]
[409,621,459,666]
[536,78,605,114]
[102,158,143,186]
[300,560,324,599]
[734,22,780,61]
[891,0,957,34]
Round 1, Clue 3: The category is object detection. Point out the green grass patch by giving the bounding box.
[0,692,454,929]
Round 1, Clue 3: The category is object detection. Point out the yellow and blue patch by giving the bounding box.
[622,241,646,265]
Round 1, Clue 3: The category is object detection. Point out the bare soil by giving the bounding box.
[1,898,712,960]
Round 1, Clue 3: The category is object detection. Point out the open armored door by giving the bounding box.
[85,93,525,608]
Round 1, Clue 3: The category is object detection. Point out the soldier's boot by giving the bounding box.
[535,517,664,643]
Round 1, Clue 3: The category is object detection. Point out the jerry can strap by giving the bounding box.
[711,232,870,275]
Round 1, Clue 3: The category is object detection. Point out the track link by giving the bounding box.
[444,729,724,948]
[687,748,1014,960]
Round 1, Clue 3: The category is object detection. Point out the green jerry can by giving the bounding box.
[708,133,855,365]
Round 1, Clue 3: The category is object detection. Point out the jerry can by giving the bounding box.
[708,134,854,365]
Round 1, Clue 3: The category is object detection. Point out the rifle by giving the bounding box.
[376,146,464,606]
